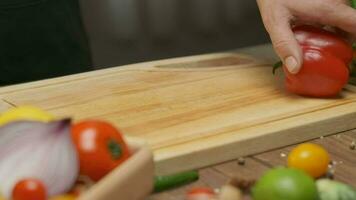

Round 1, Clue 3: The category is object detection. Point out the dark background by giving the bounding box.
[79,0,270,69]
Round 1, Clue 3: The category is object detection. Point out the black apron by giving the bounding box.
[0,0,92,85]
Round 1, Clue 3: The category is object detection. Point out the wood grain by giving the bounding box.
[0,100,14,112]
[1,52,356,175]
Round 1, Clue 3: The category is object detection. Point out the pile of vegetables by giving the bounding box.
[0,106,131,200]
[252,143,356,200]
[1,109,355,200]
[182,143,356,200]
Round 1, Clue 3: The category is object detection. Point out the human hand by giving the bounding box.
[257,0,356,74]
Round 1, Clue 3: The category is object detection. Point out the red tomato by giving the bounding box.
[71,120,131,181]
[12,179,47,200]
[187,187,215,195]
[186,187,215,200]
[284,25,352,97]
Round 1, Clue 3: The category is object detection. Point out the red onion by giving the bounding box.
[0,119,79,198]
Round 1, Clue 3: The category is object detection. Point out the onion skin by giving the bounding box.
[0,119,79,199]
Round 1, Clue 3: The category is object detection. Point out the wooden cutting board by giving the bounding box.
[1,52,356,175]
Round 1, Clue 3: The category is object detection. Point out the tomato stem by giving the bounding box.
[107,139,122,160]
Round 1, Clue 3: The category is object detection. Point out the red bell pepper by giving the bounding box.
[282,25,352,97]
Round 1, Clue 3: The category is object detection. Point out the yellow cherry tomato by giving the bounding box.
[0,193,5,200]
[0,105,53,126]
[288,143,330,178]
[49,194,76,200]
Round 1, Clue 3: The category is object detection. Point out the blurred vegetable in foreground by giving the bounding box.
[0,119,78,198]
[71,120,131,181]
[154,171,199,193]
[186,187,215,200]
[49,194,77,200]
[12,179,47,200]
[252,167,319,200]
[317,179,356,200]
[218,184,242,200]
[0,106,53,126]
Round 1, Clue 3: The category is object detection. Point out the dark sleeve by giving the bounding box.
[0,0,92,85]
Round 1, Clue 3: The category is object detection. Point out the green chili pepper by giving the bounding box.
[154,170,199,193]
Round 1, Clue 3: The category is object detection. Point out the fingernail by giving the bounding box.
[285,56,299,74]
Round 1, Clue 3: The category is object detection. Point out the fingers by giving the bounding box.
[257,0,356,74]
[320,3,356,35]
[288,0,356,36]
[259,3,303,74]
[270,21,303,74]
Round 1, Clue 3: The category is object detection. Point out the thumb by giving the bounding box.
[263,16,303,74]
[272,26,303,74]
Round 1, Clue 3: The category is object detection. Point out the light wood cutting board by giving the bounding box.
[1,52,356,175]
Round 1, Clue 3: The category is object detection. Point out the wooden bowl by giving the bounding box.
[78,138,154,200]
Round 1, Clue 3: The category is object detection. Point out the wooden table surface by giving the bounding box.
[149,129,356,200]
[148,44,356,199]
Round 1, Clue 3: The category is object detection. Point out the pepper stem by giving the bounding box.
[272,61,283,74]
[350,0,356,9]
